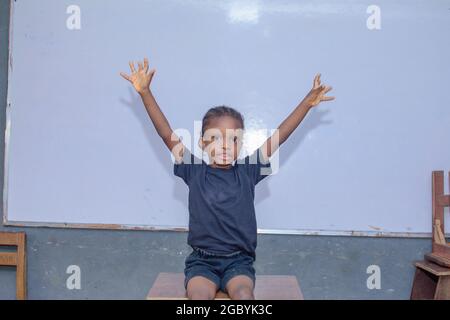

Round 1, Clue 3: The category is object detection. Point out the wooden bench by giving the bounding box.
[410,260,450,300]
[147,272,303,300]
[0,232,27,300]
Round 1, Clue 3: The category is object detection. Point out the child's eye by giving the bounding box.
[210,135,222,142]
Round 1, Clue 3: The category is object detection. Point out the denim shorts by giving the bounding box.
[184,247,256,294]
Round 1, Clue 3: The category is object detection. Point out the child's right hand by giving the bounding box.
[120,57,155,94]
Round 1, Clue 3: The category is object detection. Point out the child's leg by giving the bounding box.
[186,275,219,300]
[225,275,255,300]
[221,252,256,300]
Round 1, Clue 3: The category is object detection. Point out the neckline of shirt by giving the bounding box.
[207,164,235,171]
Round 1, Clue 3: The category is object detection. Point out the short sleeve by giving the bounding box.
[242,147,272,185]
[173,146,203,185]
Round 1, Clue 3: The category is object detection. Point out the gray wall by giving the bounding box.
[0,0,436,299]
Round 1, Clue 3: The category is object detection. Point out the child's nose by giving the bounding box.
[223,141,231,150]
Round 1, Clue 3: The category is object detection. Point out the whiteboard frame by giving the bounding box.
[2,0,447,238]
[0,219,439,238]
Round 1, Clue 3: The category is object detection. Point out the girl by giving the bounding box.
[120,57,334,300]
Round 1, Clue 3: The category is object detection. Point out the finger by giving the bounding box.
[138,61,143,71]
[313,73,320,88]
[120,72,131,81]
[129,61,136,73]
[323,86,333,94]
[321,96,335,101]
[314,73,320,88]
[144,57,149,73]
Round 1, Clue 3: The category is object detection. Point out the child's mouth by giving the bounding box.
[217,153,230,161]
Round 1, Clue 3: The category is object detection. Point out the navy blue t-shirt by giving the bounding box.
[173,146,272,259]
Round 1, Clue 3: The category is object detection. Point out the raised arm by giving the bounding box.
[120,57,184,160]
[259,73,335,162]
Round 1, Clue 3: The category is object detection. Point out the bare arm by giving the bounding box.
[260,73,335,161]
[138,89,181,152]
[120,58,184,160]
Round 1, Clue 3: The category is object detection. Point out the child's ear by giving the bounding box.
[198,137,204,150]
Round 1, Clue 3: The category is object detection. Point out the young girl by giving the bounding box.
[120,57,334,300]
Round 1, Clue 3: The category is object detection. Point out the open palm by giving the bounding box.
[304,73,335,108]
[120,57,155,94]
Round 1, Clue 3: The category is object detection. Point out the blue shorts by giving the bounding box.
[184,247,256,294]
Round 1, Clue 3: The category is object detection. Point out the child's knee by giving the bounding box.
[187,286,216,300]
[186,277,217,300]
[229,285,254,300]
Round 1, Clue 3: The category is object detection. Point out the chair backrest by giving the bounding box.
[432,171,450,257]
[0,231,27,300]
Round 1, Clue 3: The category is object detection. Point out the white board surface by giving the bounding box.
[5,0,450,236]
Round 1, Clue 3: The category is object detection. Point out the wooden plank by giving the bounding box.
[16,233,27,300]
[415,260,450,276]
[435,276,450,300]
[425,252,450,268]
[0,252,17,266]
[0,231,27,300]
[253,275,303,300]
[0,232,19,245]
[432,171,445,248]
[434,220,447,244]
[437,195,450,207]
[410,268,437,300]
[433,243,450,260]
[147,272,303,300]
[147,273,228,300]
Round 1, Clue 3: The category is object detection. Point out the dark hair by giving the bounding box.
[201,105,244,136]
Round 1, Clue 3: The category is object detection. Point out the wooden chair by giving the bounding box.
[410,260,450,300]
[410,171,450,300]
[147,272,304,300]
[0,232,27,300]
[425,171,450,267]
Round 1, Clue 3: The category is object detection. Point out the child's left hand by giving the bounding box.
[303,73,335,108]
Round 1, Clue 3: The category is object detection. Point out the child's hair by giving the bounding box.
[201,105,244,137]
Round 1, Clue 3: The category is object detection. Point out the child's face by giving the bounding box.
[199,116,244,167]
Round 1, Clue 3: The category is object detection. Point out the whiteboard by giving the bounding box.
[4,0,450,236]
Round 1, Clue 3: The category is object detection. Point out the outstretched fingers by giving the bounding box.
[322,86,333,94]
[144,57,149,73]
[321,85,334,101]
[120,72,131,82]
[121,58,153,84]
[129,61,136,73]
[313,73,321,89]
[315,85,334,102]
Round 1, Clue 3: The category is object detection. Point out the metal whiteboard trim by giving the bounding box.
[3,0,15,226]
[2,220,442,238]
